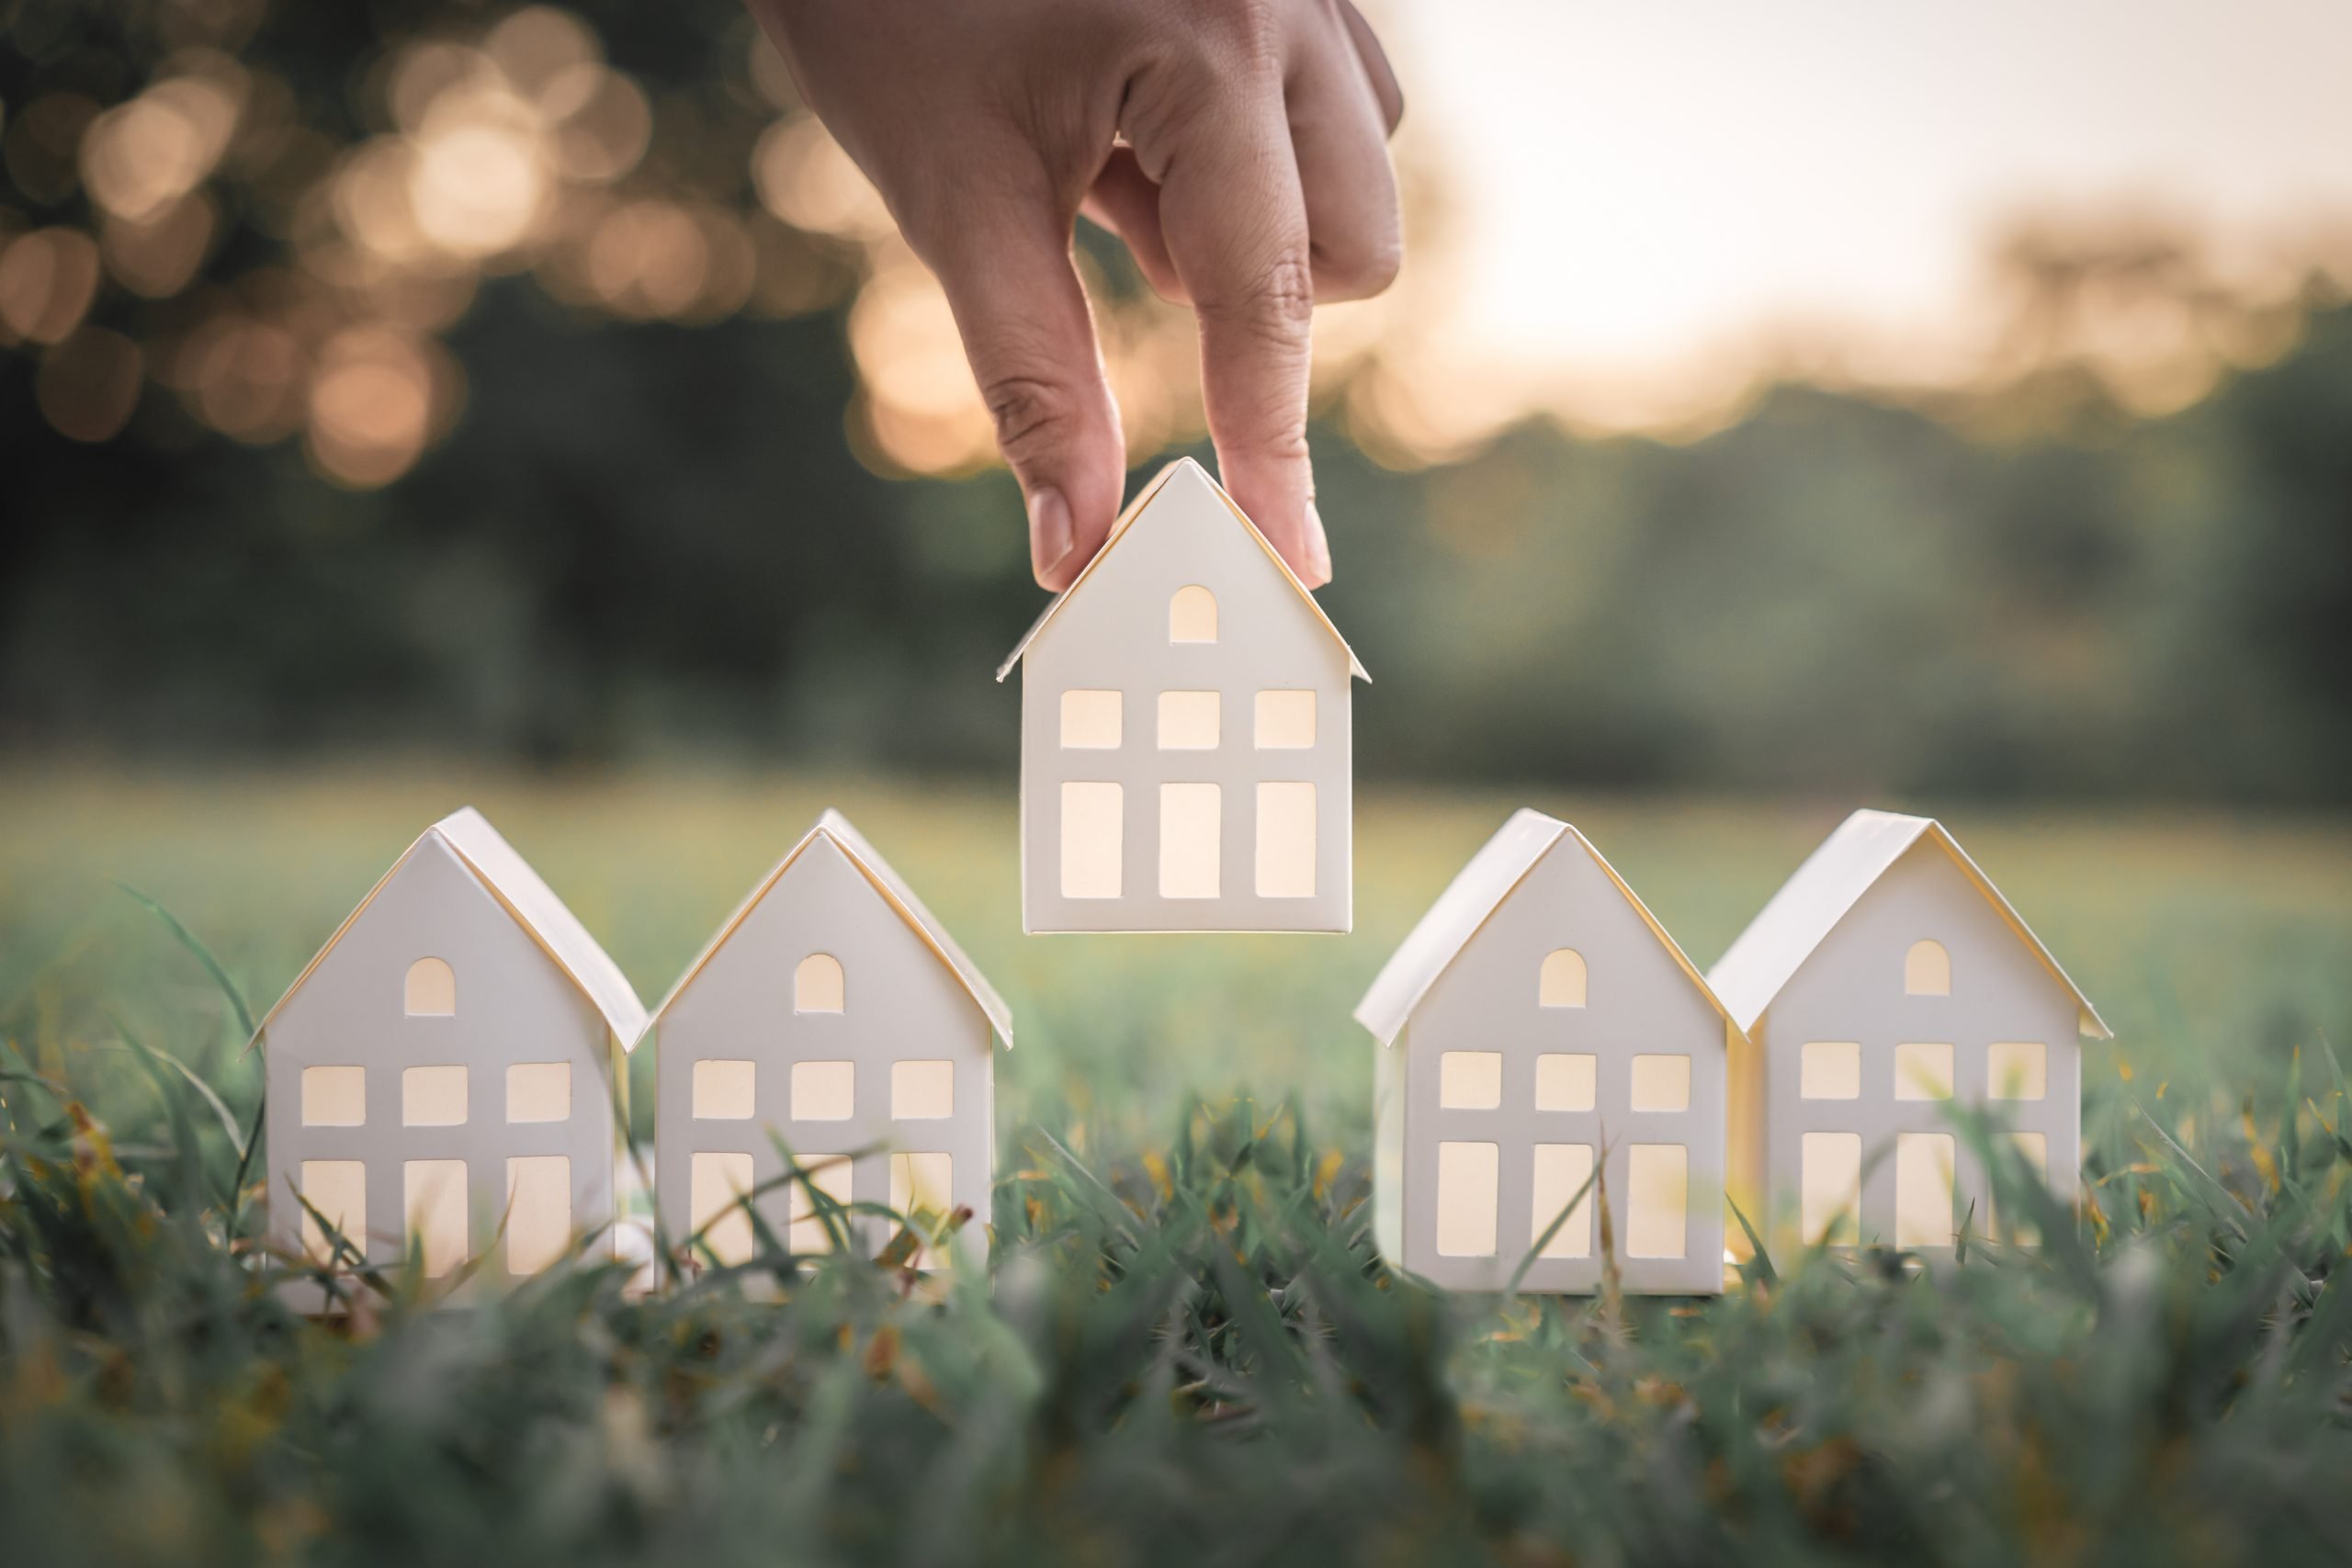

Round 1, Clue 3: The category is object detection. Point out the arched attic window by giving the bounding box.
[795,953,844,1012]
[405,957,455,1016]
[1170,585,1217,643]
[1539,948,1588,1009]
[1905,940,1951,996]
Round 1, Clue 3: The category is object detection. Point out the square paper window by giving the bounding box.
[1059,689,1122,749]
[892,1059,954,1120]
[1439,1051,1502,1110]
[1534,1054,1596,1111]
[790,1060,854,1122]
[1254,690,1316,749]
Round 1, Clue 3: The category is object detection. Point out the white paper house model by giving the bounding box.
[1708,809,2109,1258]
[261,807,647,1306]
[996,457,1368,933]
[646,810,1009,1273]
[1355,810,1741,1295]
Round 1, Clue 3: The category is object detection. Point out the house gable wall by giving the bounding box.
[265,835,616,1289]
[1759,840,2082,1253]
[1021,472,1353,932]
[1392,839,1725,1293]
[652,834,992,1264]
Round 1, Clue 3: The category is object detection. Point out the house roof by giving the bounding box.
[994,457,1370,683]
[1706,808,2110,1038]
[1353,808,1736,1049]
[256,807,649,1047]
[641,809,1012,1048]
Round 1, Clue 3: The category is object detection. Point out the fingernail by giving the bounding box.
[1028,486,1074,583]
[1305,499,1333,586]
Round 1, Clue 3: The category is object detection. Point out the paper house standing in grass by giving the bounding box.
[1707,809,2108,1258]
[996,457,1369,934]
[261,807,646,1305]
[646,810,1009,1272]
[1355,810,1740,1294]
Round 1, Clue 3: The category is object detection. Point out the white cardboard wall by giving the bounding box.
[1004,460,1363,933]
[1363,812,1732,1295]
[264,829,631,1309]
[650,821,1000,1273]
[1747,836,2084,1258]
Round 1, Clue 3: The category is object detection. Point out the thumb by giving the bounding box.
[912,192,1125,590]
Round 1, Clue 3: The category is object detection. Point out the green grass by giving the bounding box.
[2,766,2349,1566]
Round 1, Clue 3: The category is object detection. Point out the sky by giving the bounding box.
[1383,0,2352,429]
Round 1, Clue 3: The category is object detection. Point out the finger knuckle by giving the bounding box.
[1203,251,1317,346]
[1194,0,1285,64]
[1248,423,1312,467]
[1118,75,1211,174]
[979,372,1080,467]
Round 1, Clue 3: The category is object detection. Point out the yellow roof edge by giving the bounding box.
[994,457,1369,683]
[1918,821,2113,1040]
[638,812,1012,1051]
[252,816,647,1052]
[638,818,827,1035]
[1351,811,1739,1049]
[1197,464,1372,682]
[247,834,427,1050]
[1566,824,1746,1040]
[816,810,1013,1048]
[1351,812,1566,1049]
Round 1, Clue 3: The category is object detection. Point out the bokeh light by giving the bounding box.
[303,326,444,488]
[101,194,218,299]
[545,68,652,184]
[0,227,102,344]
[81,68,243,225]
[752,117,894,244]
[175,313,307,444]
[6,0,2348,492]
[408,89,550,259]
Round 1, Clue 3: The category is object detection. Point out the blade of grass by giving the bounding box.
[1507,1149,1604,1299]
[1726,1193,1777,1290]
[112,1015,219,1220]
[114,882,255,1042]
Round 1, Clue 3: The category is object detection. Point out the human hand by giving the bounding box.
[745,0,1404,590]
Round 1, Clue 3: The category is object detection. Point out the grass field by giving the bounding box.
[2,766,2349,1565]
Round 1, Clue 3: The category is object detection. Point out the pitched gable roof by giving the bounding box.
[995,457,1369,682]
[1706,808,2110,1038]
[257,807,648,1046]
[642,809,1012,1048]
[1353,808,1735,1049]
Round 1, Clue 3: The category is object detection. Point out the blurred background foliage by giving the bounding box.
[3,0,2348,803]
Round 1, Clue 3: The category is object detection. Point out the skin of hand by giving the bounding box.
[745,0,1405,590]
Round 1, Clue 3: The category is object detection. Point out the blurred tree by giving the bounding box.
[2,1,2346,803]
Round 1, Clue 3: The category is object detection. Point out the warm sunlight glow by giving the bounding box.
[1374,0,2352,445]
[12,0,2352,479]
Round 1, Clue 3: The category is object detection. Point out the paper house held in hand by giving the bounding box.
[645,810,1009,1273]
[1355,809,1739,1295]
[261,807,647,1307]
[996,457,1368,933]
[1707,809,2108,1258]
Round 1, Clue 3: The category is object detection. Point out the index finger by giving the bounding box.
[1150,105,1330,586]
